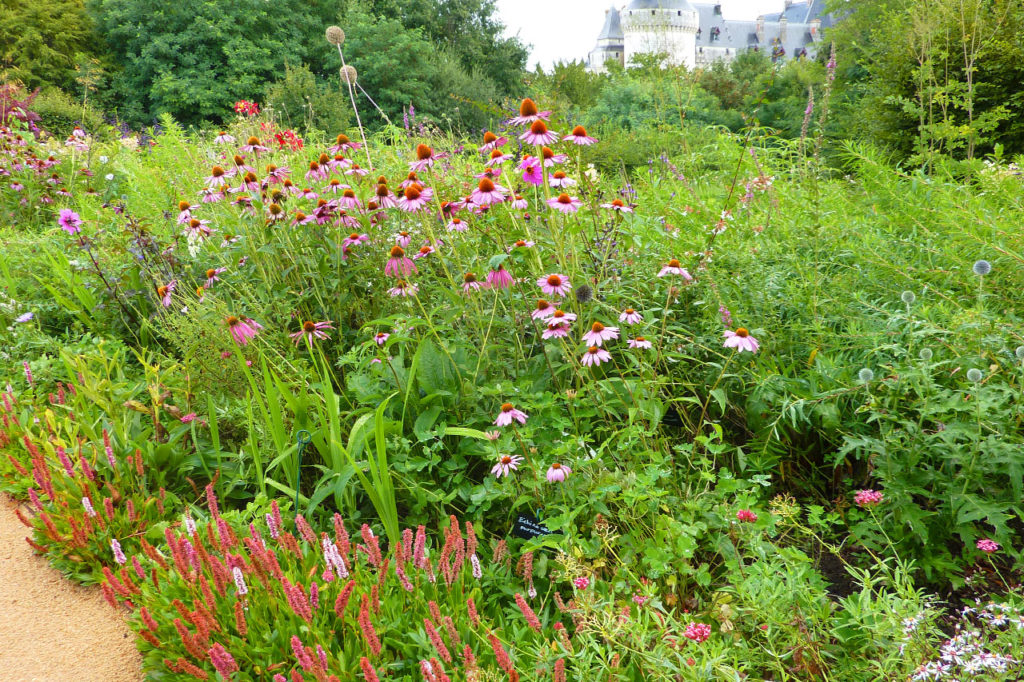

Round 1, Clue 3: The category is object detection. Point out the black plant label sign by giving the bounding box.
[511,512,557,540]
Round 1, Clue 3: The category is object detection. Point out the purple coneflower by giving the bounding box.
[388,280,418,297]
[521,120,560,146]
[323,178,348,195]
[214,131,235,144]
[581,346,612,367]
[385,246,416,277]
[543,320,571,339]
[374,332,390,346]
[339,188,361,209]
[627,337,653,349]
[305,161,327,182]
[462,272,485,293]
[601,199,633,213]
[511,195,529,210]
[156,281,176,307]
[204,268,226,288]
[413,245,435,260]
[564,125,597,145]
[342,232,369,249]
[409,144,436,172]
[658,258,692,279]
[582,322,619,347]
[546,463,571,482]
[265,164,290,183]
[491,454,523,478]
[58,208,82,234]
[538,273,571,298]
[509,98,551,126]
[290,320,334,347]
[447,217,468,232]
[486,266,514,289]
[397,184,433,212]
[478,131,508,152]
[226,316,262,346]
[486,149,514,166]
[495,403,528,427]
[240,135,269,154]
[548,171,576,189]
[723,328,760,353]
[329,133,361,153]
[532,300,555,320]
[470,177,507,206]
[547,193,582,213]
[541,146,568,167]
[345,164,369,177]
[619,308,642,325]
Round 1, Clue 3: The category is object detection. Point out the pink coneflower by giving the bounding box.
[976,538,1000,553]
[521,120,560,146]
[470,177,507,206]
[176,200,195,224]
[305,161,327,182]
[462,272,485,293]
[478,131,508,153]
[619,308,642,325]
[338,188,361,209]
[388,280,418,297]
[509,98,551,125]
[564,125,597,145]
[723,328,760,353]
[485,149,514,166]
[736,509,758,523]
[495,403,528,426]
[329,133,360,153]
[853,489,884,507]
[342,232,369,249]
[548,171,576,189]
[385,246,417,277]
[582,322,619,347]
[203,267,226,288]
[200,187,225,203]
[205,166,229,187]
[549,309,577,324]
[373,183,398,208]
[374,332,390,346]
[58,208,82,234]
[581,346,611,367]
[519,158,543,187]
[447,217,468,232]
[413,245,435,260]
[546,463,571,482]
[491,454,523,478]
[345,163,369,177]
[240,135,269,154]
[540,146,568,167]
[290,320,334,347]
[627,337,653,349]
[684,623,712,643]
[399,171,421,189]
[538,273,571,298]
[532,299,555,320]
[397,184,433,212]
[543,320,571,339]
[299,188,319,201]
[601,199,634,213]
[409,144,436,172]
[486,266,514,289]
[156,281,176,307]
[394,231,412,248]
[323,178,348,195]
[265,164,290,183]
[214,131,235,144]
[510,195,529,210]
[658,258,693,279]
[291,210,315,226]
[326,154,351,171]
[225,315,262,346]
[547,193,582,213]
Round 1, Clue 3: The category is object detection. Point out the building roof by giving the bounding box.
[625,0,696,10]
[761,0,834,28]
[692,4,757,49]
[597,6,624,40]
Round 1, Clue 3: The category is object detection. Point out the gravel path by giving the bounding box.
[0,494,143,681]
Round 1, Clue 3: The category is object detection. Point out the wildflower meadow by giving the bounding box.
[2,12,1024,682]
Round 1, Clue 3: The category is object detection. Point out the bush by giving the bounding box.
[32,87,106,139]
[264,63,351,138]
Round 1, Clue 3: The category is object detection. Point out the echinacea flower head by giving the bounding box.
[491,454,523,478]
[538,274,572,298]
[601,199,633,213]
[541,146,568,166]
[495,402,528,427]
[582,321,619,347]
[486,265,514,289]
[542,320,571,339]
[547,193,582,213]
[509,98,551,126]
[204,267,226,287]
[156,280,177,307]
[853,489,883,507]
[564,125,597,145]
[723,328,759,353]
[619,308,643,325]
[462,272,485,293]
[470,177,507,206]
[520,120,560,146]
[385,245,417,278]
[546,462,571,482]
[397,183,433,212]
[225,315,262,346]
[581,345,611,367]
[532,299,555,320]
[736,509,758,523]
[409,143,435,172]
[976,538,1000,553]
[627,337,652,349]
[342,232,369,249]
[374,332,390,345]
[58,208,82,234]
[658,258,692,279]
[548,170,576,188]
[290,320,334,348]
[388,280,418,297]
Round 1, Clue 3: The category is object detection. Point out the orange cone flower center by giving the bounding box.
[519,98,538,116]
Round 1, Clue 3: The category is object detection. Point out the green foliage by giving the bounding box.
[31,87,106,139]
[0,0,100,92]
[264,63,351,136]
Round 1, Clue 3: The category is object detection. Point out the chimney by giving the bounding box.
[779,16,788,42]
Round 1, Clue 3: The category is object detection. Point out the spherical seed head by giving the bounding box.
[919,348,933,361]
[973,259,991,276]
[858,368,874,383]
[966,368,983,383]
[340,65,358,84]
[326,26,345,45]
[901,291,916,305]
[575,284,593,303]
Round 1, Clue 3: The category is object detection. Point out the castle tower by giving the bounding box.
[589,6,625,73]
[621,0,700,69]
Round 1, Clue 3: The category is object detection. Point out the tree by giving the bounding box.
[0,0,99,92]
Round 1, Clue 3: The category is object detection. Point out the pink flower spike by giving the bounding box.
[491,454,523,478]
[853,489,884,507]
[546,463,571,482]
[684,622,712,643]
[495,403,527,427]
[723,328,760,353]
[581,346,612,367]
[582,322,619,347]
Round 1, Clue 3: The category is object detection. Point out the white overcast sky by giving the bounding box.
[495,0,788,69]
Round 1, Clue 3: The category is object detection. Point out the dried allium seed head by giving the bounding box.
[325,26,345,45]
[340,65,358,84]
[575,284,593,303]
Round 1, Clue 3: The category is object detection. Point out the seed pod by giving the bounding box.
[340,65,358,84]
[326,26,345,45]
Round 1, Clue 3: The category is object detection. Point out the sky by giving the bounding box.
[494,0,788,70]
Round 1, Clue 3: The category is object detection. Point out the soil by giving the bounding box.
[0,494,143,681]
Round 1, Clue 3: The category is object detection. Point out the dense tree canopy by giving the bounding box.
[0,0,99,92]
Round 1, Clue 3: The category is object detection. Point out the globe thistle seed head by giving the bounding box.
[326,26,345,45]
[966,368,983,383]
[972,260,991,276]
[1016,345,1024,360]
[858,368,874,383]
[339,65,358,84]
[574,284,593,304]
[919,348,933,361]
[900,290,916,305]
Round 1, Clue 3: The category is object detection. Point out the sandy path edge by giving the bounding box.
[0,493,143,681]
